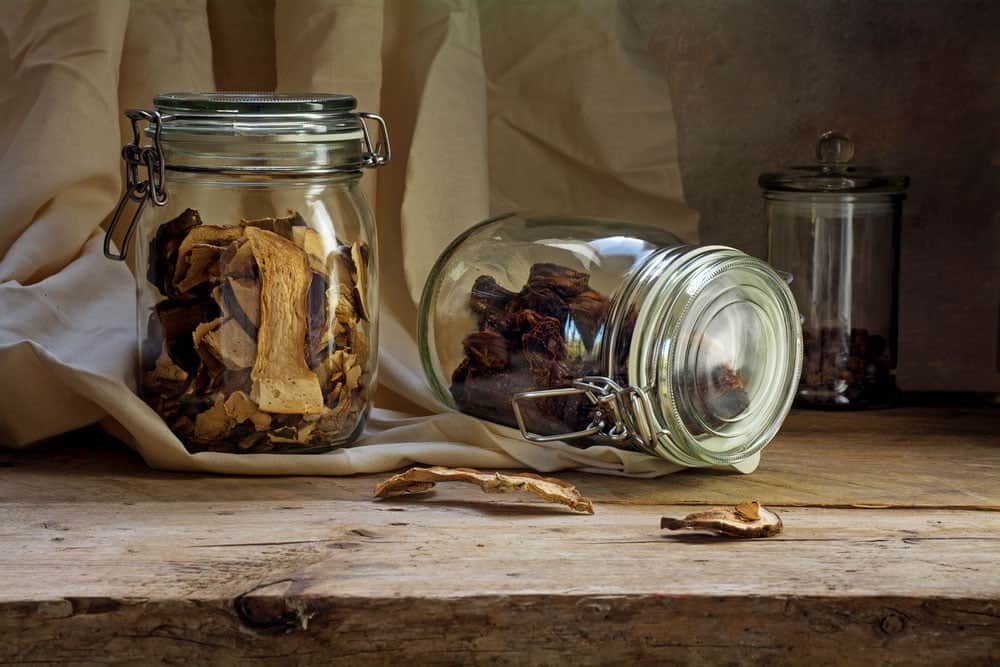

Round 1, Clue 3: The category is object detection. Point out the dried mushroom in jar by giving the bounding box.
[141,208,372,453]
[449,263,750,443]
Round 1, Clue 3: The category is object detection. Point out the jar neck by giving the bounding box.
[607,245,801,467]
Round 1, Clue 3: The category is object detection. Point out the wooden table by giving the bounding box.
[2,407,998,665]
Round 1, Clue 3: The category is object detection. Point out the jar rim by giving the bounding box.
[623,246,802,466]
[155,92,358,116]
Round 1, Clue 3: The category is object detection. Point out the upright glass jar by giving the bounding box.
[418,213,802,471]
[104,93,390,453]
[762,131,908,408]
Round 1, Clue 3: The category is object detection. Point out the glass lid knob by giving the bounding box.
[816,130,854,165]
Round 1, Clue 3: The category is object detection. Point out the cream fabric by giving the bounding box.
[0,0,701,476]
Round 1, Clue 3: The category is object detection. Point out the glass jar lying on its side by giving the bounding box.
[105,93,390,454]
[418,213,802,471]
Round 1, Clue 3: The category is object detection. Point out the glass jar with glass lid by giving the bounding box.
[762,131,908,408]
[104,92,390,454]
[418,213,802,472]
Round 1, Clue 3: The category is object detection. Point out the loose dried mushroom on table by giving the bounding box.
[141,208,372,453]
[374,466,595,514]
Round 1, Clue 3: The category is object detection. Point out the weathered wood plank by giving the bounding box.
[2,407,997,508]
[1,498,998,664]
[1,407,998,664]
[2,499,999,599]
[4,596,998,666]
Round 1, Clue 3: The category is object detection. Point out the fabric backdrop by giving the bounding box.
[0,0,709,476]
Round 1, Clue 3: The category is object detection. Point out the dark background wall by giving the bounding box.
[634,0,1000,392]
[211,0,1000,393]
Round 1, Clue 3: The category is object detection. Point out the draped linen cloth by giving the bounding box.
[0,0,702,476]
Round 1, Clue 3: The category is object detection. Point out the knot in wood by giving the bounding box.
[879,610,907,635]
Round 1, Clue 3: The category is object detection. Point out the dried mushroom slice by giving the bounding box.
[202,318,257,370]
[328,250,354,288]
[149,342,189,384]
[292,227,327,274]
[660,501,783,538]
[306,271,330,359]
[156,299,221,373]
[350,242,370,321]
[373,467,595,514]
[244,227,325,415]
[194,394,231,441]
[148,208,202,297]
[172,225,244,292]
[351,320,370,364]
[224,391,272,431]
[241,210,305,241]
[219,238,257,279]
[219,277,260,333]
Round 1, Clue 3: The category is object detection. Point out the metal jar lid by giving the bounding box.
[104,92,390,261]
[758,131,909,195]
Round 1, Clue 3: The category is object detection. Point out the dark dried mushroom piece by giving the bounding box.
[147,208,202,297]
[350,242,370,321]
[527,263,590,298]
[462,330,509,371]
[155,299,221,374]
[469,275,517,329]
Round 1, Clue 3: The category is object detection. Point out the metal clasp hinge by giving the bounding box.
[104,109,168,261]
[359,112,391,168]
[511,376,657,450]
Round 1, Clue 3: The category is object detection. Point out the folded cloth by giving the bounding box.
[0,0,696,477]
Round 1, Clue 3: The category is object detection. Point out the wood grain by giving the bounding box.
[2,407,996,508]
[0,407,998,664]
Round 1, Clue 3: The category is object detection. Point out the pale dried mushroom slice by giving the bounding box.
[316,349,346,393]
[150,342,188,383]
[172,226,245,290]
[351,242,370,321]
[221,277,260,330]
[224,391,258,422]
[194,394,231,441]
[373,467,595,514]
[241,211,304,241]
[175,225,245,259]
[202,318,257,370]
[351,320,370,363]
[328,250,354,288]
[344,354,363,392]
[660,501,783,538]
[219,237,257,279]
[174,244,221,293]
[222,390,273,431]
[292,226,327,274]
[244,227,325,415]
[192,315,221,341]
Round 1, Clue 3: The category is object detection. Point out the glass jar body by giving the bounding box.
[766,193,900,408]
[418,213,802,468]
[136,171,378,453]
